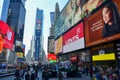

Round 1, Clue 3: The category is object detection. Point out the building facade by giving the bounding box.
[34,8,44,61]
[0,0,26,63]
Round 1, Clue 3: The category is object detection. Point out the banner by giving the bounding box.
[55,36,63,54]
[0,20,14,50]
[63,22,85,53]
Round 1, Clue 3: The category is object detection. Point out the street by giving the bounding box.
[0,71,92,80]
[0,75,14,80]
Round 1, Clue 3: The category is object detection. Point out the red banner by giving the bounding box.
[63,22,85,53]
[0,20,14,50]
[0,20,9,35]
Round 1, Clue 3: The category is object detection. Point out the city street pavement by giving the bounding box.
[38,71,93,80]
[0,70,94,80]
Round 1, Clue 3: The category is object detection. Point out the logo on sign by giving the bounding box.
[6,31,12,40]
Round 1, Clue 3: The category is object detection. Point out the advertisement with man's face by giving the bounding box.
[63,22,85,53]
[84,2,120,47]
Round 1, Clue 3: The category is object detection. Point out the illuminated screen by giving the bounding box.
[63,22,85,53]
[92,53,115,61]
[54,0,106,39]
[84,2,120,47]
[55,36,63,54]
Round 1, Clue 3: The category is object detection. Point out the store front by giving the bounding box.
[78,50,91,67]
[91,43,117,69]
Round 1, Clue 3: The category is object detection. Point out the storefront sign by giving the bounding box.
[92,53,115,61]
[70,56,77,62]
[63,22,85,53]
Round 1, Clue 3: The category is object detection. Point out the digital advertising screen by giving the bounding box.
[16,52,24,58]
[84,1,120,47]
[54,0,107,39]
[54,0,90,39]
[0,20,14,50]
[47,53,57,61]
[63,22,85,53]
[55,36,63,54]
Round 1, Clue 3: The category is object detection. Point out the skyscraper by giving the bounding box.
[1,0,26,63]
[1,0,26,42]
[34,8,44,61]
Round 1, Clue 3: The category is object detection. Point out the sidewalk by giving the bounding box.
[0,69,15,78]
[38,71,93,80]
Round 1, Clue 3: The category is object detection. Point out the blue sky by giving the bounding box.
[23,0,69,54]
[0,0,69,55]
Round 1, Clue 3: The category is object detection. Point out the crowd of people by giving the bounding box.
[13,62,120,80]
[14,63,40,80]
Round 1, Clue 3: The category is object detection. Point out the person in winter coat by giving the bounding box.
[25,71,30,80]
[30,70,35,80]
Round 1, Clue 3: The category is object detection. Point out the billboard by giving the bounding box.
[84,1,120,47]
[55,36,62,54]
[0,20,14,50]
[16,52,24,58]
[48,36,54,53]
[47,53,57,61]
[35,39,40,60]
[63,22,85,53]
[54,0,105,39]
[113,0,120,13]
[4,27,14,50]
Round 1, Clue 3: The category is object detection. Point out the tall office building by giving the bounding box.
[1,0,10,22]
[49,12,55,36]
[34,8,44,61]
[1,0,26,63]
[1,0,26,42]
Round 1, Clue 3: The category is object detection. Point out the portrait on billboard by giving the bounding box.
[102,3,120,38]
[84,1,120,47]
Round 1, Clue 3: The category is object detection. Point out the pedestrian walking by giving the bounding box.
[42,68,49,80]
[14,66,21,80]
[30,70,35,80]
[25,71,30,80]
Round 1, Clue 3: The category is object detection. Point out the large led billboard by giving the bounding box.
[47,53,57,61]
[54,0,105,39]
[63,22,85,53]
[84,1,120,47]
[0,20,14,50]
[55,36,63,54]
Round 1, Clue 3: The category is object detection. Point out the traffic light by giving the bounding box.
[0,34,3,53]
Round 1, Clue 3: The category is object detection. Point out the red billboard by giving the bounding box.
[84,2,120,47]
[0,20,14,50]
[47,53,57,61]
[63,22,85,53]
